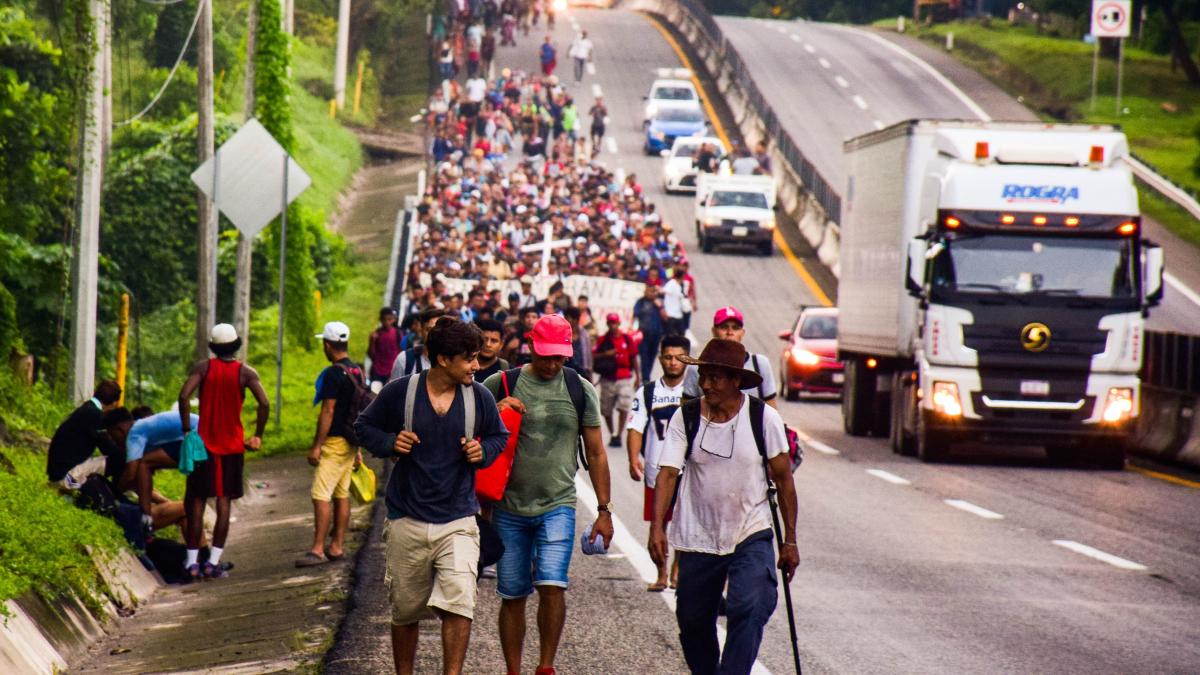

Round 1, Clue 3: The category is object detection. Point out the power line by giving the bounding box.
[115,0,204,127]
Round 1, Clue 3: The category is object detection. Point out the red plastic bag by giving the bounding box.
[477,371,521,503]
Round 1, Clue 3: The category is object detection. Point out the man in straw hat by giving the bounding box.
[649,338,799,675]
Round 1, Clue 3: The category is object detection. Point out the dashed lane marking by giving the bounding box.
[574,475,774,674]
[1052,540,1148,571]
[643,12,832,308]
[834,75,849,88]
[873,119,886,130]
[587,61,596,75]
[795,430,840,455]
[818,57,831,69]
[790,34,801,42]
[592,83,603,98]
[852,95,868,109]
[804,43,815,53]
[866,469,911,485]
[944,499,1004,520]
[605,136,618,154]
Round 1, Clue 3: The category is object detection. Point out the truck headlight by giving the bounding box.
[932,381,962,418]
[1102,387,1134,423]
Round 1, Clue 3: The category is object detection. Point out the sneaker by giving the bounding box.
[184,563,201,584]
[480,564,497,579]
[607,436,621,448]
[202,562,229,579]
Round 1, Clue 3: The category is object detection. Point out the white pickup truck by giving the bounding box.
[694,174,777,255]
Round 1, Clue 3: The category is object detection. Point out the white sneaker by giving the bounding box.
[480,564,497,579]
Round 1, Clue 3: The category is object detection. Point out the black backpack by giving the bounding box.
[403,345,427,375]
[75,473,118,516]
[490,366,591,469]
[336,363,375,447]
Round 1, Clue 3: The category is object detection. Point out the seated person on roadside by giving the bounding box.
[46,379,124,489]
[650,339,799,674]
[355,318,508,675]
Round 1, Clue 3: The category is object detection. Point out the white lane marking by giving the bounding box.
[575,475,773,674]
[873,119,886,130]
[776,26,787,33]
[795,430,840,455]
[944,499,1004,520]
[1165,272,1200,309]
[592,83,603,98]
[852,95,868,109]
[790,34,801,43]
[840,26,992,122]
[605,136,618,154]
[834,75,849,88]
[587,61,596,75]
[866,468,911,485]
[804,43,815,53]
[1052,540,1148,571]
[818,57,831,69]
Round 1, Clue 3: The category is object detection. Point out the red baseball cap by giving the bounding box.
[531,315,575,357]
[713,306,744,327]
[605,313,621,324]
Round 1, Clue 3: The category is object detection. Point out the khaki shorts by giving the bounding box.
[311,436,357,501]
[384,515,480,625]
[600,377,634,416]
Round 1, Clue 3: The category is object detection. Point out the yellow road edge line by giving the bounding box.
[642,12,833,308]
[1128,464,1200,489]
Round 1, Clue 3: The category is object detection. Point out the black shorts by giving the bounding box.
[157,439,183,464]
[186,453,245,500]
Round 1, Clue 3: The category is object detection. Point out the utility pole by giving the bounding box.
[101,4,112,159]
[70,0,108,401]
[234,0,258,360]
[333,0,351,110]
[284,0,294,34]
[195,0,217,360]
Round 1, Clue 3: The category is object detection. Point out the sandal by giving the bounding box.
[324,549,345,561]
[294,552,329,568]
[646,581,668,592]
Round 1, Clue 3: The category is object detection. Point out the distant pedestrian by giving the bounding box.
[684,306,779,408]
[732,146,760,175]
[632,284,666,381]
[297,322,365,568]
[356,318,508,675]
[593,313,638,449]
[589,97,607,149]
[474,318,510,382]
[367,307,401,389]
[627,334,689,591]
[482,28,497,75]
[390,308,445,380]
[539,35,557,76]
[46,379,124,488]
[482,314,613,675]
[569,30,594,83]
[178,323,270,581]
[439,41,456,81]
[649,338,798,675]
[661,270,686,336]
[754,140,772,174]
[563,306,592,379]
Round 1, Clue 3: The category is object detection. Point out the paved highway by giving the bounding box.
[718,15,1200,335]
[414,9,1200,673]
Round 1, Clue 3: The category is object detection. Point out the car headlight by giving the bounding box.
[761,218,776,229]
[646,103,658,117]
[1102,387,1134,423]
[703,217,721,226]
[932,381,962,418]
[553,0,567,11]
[790,347,820,366]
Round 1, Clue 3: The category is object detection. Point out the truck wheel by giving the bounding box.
[890,372,915,456]
[916,410,950,463]
[1094,441,1127,471]
[782,371,798,401]
[871,387,891,438]
[841,358,874,437]
[1045,445,1075,467]
[698,225,713,253]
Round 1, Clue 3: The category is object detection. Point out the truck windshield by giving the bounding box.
[931,234,1136,299]
[710,191,768,209]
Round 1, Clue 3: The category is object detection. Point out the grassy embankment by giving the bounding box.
[884,20,1200,246]
[0,10,428,608]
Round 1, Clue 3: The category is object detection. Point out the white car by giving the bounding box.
[662,136,727,193]
[643,76,701,124]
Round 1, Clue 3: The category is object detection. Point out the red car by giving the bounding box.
[778,307,843,399]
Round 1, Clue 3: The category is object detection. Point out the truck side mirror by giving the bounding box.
[1143,243,1164,308]
[906,239,927,298]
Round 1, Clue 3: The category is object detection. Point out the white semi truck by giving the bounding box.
[837,120,1164,468]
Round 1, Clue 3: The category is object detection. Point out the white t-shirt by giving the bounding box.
[682,353,777,401]
[661,279,685,320]
[388,348,432,381]
[625,379,684,488]
[465,77,488,103]
[569,37,594,60]
[659,396,787,555]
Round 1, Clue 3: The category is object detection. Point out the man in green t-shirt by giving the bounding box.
[483,314,614,675]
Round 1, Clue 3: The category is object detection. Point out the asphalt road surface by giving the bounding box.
[336,9,1200,674]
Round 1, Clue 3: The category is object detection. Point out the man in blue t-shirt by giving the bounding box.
[633,283,666,382]
[107,409,200,516]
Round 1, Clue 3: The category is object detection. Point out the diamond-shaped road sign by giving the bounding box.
[190,118,311,239]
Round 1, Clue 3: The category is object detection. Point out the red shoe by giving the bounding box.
[535,667,556,675]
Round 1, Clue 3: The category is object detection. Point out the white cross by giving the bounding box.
[520,222,573,277]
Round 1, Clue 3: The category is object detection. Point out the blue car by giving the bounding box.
[643,108,708,155]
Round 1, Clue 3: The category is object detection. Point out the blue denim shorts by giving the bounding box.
[493,505,576,599]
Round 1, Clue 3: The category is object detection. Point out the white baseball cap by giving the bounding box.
[210,323,238,345]
[315,321,350,342]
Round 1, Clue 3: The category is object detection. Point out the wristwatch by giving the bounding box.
[597,502,613,513]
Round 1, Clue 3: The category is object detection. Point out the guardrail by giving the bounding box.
[1143,331,1200,395]
[1138,330,1200,469]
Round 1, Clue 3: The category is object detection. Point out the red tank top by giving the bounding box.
[199,358,245,455]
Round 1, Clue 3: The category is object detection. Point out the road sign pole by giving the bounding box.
[1115,37,1124,116]
[1089,38,1099,113]
[274,153,288,430]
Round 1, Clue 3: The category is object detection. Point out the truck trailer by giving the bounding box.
[837,120,1164,468]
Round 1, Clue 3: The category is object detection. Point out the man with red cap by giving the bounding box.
[593,312,638,449]
[684,306,779,408]
[482,314,614,675]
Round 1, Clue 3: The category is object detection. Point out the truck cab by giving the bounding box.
[694,174,777,256]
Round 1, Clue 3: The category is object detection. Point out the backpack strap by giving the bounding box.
[462,383,476,440]
[403,373,422,432]
[681,398,702,461]
[641,380,656,438]
[748,396,768,461]
[563,367,589,470]
[749,354,765,400]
